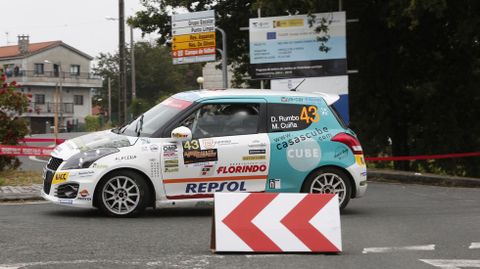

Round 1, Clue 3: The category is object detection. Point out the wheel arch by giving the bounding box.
[301,165,356,198]
[92,168,156,208]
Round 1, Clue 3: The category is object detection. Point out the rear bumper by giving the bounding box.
[346,163,367,198]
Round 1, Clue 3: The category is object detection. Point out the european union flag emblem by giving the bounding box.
[267,32,276,40]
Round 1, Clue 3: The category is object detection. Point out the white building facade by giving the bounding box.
[0,35,102,133]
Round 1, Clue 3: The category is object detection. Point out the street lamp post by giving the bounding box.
[196,77,204,89]
[106,11,136,124]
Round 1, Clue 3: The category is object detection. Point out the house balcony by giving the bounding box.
[23,102,74,117]
[8,70,102,88]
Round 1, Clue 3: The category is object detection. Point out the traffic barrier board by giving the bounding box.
[211,192,342,253]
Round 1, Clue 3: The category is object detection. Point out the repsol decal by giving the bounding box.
[275,127,331,150]
[185,181,247,193]
[216,164,267,174]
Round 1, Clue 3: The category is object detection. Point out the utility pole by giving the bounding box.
[130,25,136,99]
[118,0,127,124]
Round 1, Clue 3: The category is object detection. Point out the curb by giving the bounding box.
[368,169,480,188]
[0,185,43,201]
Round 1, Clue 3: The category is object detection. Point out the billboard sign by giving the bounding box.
[249,12,346,79]
[172,10,216,65]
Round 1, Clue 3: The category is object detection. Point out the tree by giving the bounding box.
[0,71,29,171]
[129,0,336,87]
[345,0,480,176]
[130,0,480,177]
[93,41,202,124]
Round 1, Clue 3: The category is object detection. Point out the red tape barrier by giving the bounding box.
[365,152,480,162]
[0,138,64,157]
[19,138,65,144]
[0,145,53,157]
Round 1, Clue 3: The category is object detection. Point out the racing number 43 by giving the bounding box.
[183,140,200,150]
[300,106,320,124]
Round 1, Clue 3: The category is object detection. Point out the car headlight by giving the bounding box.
[62,148,119,170]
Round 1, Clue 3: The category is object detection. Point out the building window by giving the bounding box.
[35,94,45,105]
[74,95,83,105]
[34,63,44,75]
[70,65,80,76]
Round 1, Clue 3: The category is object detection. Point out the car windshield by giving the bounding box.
[119,97,193,137]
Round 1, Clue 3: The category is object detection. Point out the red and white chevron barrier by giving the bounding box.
[212,193,342,253]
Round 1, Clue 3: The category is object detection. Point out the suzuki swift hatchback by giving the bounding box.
[42,89,367,216]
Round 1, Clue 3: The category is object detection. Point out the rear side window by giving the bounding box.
[329,105,348,129]
[268,103,320,132]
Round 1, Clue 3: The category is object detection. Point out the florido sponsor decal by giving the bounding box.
[216,164,267,174]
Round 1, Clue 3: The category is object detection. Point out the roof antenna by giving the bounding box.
[290,79,306,91]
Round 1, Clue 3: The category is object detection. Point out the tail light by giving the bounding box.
[332,132,363,154]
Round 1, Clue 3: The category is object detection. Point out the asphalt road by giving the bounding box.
[0,182,479,269]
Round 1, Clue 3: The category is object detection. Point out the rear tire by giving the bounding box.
[302,167,352,209]
[96,170,150,217]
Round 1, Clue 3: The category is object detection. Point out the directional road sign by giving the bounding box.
[171,10,216,64]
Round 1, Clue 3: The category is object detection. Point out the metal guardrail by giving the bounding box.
[29,102,74,114]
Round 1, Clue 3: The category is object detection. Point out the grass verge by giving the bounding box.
[0,170,43,186]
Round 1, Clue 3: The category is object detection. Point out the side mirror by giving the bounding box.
[171,126,192,142]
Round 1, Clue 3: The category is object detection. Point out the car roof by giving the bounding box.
[174,89,340,105]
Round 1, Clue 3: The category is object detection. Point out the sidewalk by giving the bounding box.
[0,184,43,201]
[368,169,480,188]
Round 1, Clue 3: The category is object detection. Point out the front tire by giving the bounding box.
[96,170,150,217]
[302,167,352,209]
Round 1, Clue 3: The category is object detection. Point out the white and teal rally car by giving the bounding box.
[42,89,367,217]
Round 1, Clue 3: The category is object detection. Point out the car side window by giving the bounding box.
[178,103,260,138]
[268,103,319,132]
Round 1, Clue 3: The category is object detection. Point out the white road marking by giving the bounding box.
[420,259,480,268]
[469,242,480,249]
[362,244,435,254]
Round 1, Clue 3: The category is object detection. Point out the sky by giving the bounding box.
[0,0,159,59]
